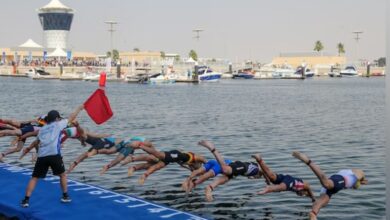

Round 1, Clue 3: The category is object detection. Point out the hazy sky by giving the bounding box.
[0,0,386,62]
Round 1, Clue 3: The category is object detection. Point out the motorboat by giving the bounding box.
[26,68,58,80]
[149,74,175,84]
[340,66,358,77]
[295,66,315,78]
[197,66,222,82]
[232,68,255,79]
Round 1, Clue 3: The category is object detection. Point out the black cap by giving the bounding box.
[46,110,61,123]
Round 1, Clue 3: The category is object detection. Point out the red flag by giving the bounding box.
[84,89,113,124]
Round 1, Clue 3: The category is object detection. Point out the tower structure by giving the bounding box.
[38,0,74,49]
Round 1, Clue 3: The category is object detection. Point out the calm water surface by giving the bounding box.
[0,77,385,220]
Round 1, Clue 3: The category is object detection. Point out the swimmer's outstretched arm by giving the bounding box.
[304,182,316,202]
[205,175,230,202]
[310,194,330,220]
[251,154,273,185]
[257,184,287,195]
[138,161,166,185]
[182,167,206,191]
[292,151,334,190]
[67,152,89,174]
[19,139,39,160]
[100,154,126,175]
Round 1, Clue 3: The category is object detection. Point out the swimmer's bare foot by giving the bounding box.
[138,174,147,185]
[205,185,214,202]
[292,151,311,165]
[127,167,135,177]
[67,161,78,174]
[100,164,110,175]
[198,140,215,152]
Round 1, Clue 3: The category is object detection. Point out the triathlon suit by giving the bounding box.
[203,159,232,176]
[20,122,42,136]
[162,150,195,165]
[60,127,80,143]
[227,161,260,179]
[115,136,145,157]
[271,174,305,192]
[320,169,358,198]
[86,136,116,152]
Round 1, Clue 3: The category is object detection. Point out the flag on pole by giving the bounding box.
[83,73,113,124]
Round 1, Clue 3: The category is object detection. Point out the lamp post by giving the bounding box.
[352,31,363,65]
[105,21,118,76]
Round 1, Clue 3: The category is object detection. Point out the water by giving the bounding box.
[0,77,385,220]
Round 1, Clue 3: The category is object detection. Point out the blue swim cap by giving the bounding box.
[130,136,145,142]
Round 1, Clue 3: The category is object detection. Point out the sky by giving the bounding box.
[0,0,386,62]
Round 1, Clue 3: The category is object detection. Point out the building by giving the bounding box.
[38,0,74,50]
[272,52,346,70]
[119,51,162,65]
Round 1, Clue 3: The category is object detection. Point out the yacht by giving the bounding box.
[340,66,358,77]
[197,66,222,82]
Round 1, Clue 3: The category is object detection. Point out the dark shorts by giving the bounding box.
[324,174,345,198]
[273,174,304,192]
[162,150,190,165]
[20,125,34,136]
[228,161,259,179]
[88,138,115,152]
[32,155,65,178]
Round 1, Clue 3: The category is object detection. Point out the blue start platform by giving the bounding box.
[0,163,207,220]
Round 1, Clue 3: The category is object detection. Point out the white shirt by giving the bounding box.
[37,119,68,157]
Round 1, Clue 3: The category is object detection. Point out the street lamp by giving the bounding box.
[352,31,363,64]
[105,21,118,58]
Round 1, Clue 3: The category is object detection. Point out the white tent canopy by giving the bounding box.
[19,39,43,48]
[48,47,67,57]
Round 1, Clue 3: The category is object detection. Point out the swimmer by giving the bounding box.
[198,140,264,202]
[181,159,232,194]
[252,154,315,201]
[99,137,149,175]
[292,151,368,220]
[66,123,119,174]
[0,117,46,161]
[131,143,206,185]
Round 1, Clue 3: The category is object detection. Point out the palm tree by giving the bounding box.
[337,43,345,56]
[313,41,324,53]
[189,49,198,61]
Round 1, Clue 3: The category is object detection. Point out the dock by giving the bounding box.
[0,163,207,220]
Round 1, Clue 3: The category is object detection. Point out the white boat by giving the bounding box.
[149,74,175,84]
[197,66,222,82]
[340,66,358,77]
[83,72,100,81]
[26,68,58,80]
